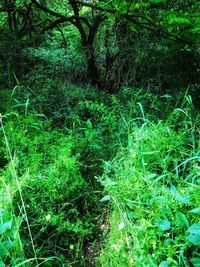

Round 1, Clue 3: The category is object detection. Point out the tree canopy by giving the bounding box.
[0,0,200,92]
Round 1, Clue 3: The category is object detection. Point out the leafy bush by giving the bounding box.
[23,30,87,85]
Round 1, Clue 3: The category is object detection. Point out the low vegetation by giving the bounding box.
[0,0,199,266]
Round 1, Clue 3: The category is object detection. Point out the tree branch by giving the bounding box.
[74,0,115,14]
[69,0,87,44]
[31,0,66,18]
[73,0,190,44]
[40,17,76,33]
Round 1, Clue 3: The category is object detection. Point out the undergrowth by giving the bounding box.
[0,86,199,266]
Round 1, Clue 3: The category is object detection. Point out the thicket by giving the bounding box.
[0,0,200,266]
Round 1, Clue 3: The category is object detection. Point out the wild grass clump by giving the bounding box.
[0,113,103,266]
[98,104,200,266]
[0,87,199,266]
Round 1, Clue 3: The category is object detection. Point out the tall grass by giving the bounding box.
[0,87,199,266]
[98,99,200,266]
[0,115,25,266]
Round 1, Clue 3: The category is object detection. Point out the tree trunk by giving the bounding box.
[84,44,102,89]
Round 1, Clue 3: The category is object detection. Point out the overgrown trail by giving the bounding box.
[0,0,200,265]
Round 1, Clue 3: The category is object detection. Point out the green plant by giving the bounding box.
[98,106,200,266]
[0,113,103,266]
[0,200,24,266]
[0,114,37,267]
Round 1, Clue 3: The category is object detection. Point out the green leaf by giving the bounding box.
[0,221,12,235]
[156,219,171,231]
[175,212,189,229]
[168,17,190,25]
[0,209,6,219]
[186,235,200,246]
[100,195,111,202]
[128,212,137,219]
[186,223,200,245]
[118,221,125,230]
[190,208,200,214]
[0,259,5,267]
[175,194,190,205]
[145,173,157,179]
[190,257,200,267]
[170,185,177,195]
[192,27,200,33]
[0,241,14,257]
[160,261,170,267]
[153,196,168,205]
[187,223,200,235]
[86,119,93,129]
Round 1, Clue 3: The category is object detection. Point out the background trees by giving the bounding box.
[0,0,199,96]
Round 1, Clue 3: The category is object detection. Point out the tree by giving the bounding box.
[0,0,199,90]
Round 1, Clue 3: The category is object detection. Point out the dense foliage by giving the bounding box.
[0,0,199,266]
